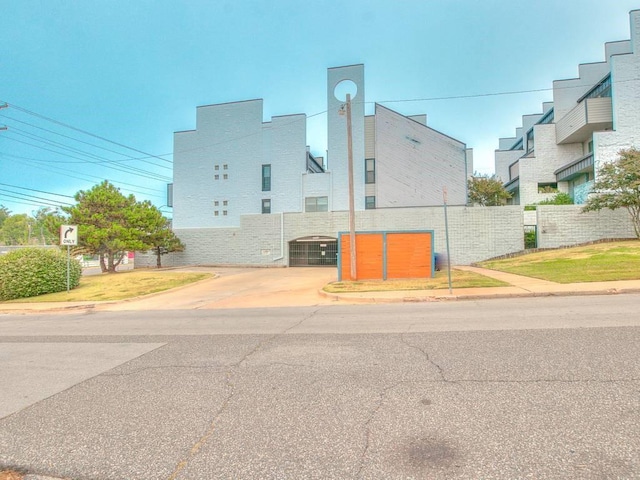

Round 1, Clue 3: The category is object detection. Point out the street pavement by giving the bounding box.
[2,264,640,313]
[1,267,640,479]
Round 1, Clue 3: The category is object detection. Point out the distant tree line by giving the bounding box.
[1,180,184,272]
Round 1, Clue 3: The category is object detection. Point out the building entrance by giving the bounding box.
[289,236,337,267]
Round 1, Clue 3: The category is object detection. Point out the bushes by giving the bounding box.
[0,248,82,301]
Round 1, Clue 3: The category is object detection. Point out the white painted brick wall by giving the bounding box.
[595,13,640,172]
[375,104,469,207]
[172,100,307,229]
[517,124,583,205]
[140,206,523,267]
[537,205,635,248]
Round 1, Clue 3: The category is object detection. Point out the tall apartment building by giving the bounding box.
[495,9,640,206]
[172,64,472,230]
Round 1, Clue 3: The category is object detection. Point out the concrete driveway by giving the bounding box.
[101,266,340,311]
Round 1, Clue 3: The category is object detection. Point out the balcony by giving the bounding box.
[555,96,612,144]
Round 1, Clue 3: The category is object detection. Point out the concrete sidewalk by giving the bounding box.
[319,265,640,303]
[1,266,640,313]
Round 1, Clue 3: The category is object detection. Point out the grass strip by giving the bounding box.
[3,270,212,303]
[478,240,640,283]
[323,270,507,293]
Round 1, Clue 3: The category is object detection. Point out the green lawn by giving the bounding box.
[324,269,508,293]
[3,270,212,303]
[478,240,640,283]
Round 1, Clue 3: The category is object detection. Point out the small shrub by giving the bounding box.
[524,229,537,249]
[536,192,574,205]
[0,248,82,301]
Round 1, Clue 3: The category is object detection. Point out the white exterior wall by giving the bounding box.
[263,114,308,215]
[172,100,307,229]
[374,104,469,207]
[494,149,522,183]
[517,124,583,205]
[595,10,640,171]
[553,62,611,121]
[173,99,264,229]
[302,172,332,205]
[327,65,366,211]
[499,137,518,150]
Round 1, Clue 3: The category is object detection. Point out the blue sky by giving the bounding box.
[1,0,639,215]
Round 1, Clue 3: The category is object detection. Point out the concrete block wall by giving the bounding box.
[137,206,524,268]
[537,205,635,248]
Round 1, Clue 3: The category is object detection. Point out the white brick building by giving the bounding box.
[170,64,473,266]
[495,9,640,206]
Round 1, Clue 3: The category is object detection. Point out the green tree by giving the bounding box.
[63,181,164,273]
[468,174,512,206]
[31,207,66,245]
[582,148,640,238]
[145,213,185,268]
[0,213,34,245]
[0,205,10,229]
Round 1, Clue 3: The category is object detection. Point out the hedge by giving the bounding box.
[0,248,82,301]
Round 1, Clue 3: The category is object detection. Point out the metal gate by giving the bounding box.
[289,237,337,266]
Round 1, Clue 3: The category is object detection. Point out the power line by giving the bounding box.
[0,153,166,199]
[1,135,172,182]
[0,182,74,199]
[0,190,71,208]
[0,113,173,169]
[0,101,173,164]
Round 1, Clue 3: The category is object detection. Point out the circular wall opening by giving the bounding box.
[333,79,358,101]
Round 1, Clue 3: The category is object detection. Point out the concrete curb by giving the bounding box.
[319,286,640,303]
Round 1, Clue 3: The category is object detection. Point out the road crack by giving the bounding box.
[357,381,404,478]
[400,331,449,382]
[166,308,321,479]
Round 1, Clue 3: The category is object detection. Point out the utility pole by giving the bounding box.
[346,93,357,280]
[443,187,452,294]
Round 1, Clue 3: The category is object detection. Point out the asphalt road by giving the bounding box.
[1,296,640,479]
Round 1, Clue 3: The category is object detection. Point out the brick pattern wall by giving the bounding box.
[537,205,635,248]
[137,206,524,267]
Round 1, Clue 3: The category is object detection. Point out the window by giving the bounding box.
[526,129,535,154]
[223,210,227,216]
[214,165,219,171]
[223,174,228,180]
[365,196,376,209]
[214,211,219,216]
[365,158,375,184]
[580,74,611,101]
[262,199,271,214]
[214,174,219,180]
[305,196,328,212]
[223,200,228,206]
[262,164,271,191]
[214,201,219,207]
[223,164,228,170]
